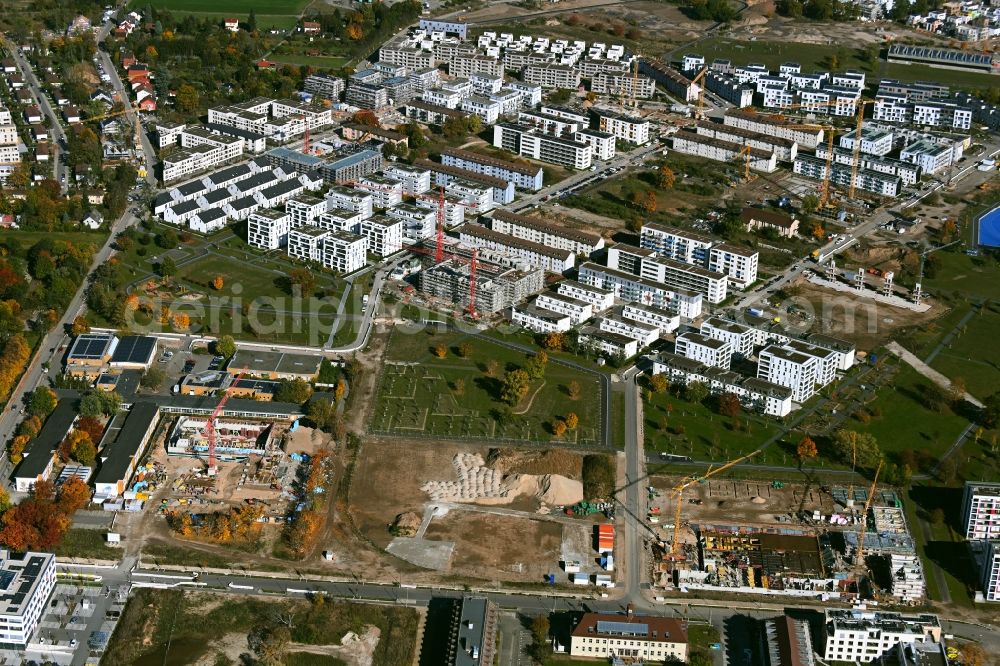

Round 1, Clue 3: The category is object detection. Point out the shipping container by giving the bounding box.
[571,573,589,585]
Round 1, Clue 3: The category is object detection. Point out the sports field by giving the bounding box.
[370,330,605,445]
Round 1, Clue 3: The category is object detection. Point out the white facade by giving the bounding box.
[620,303,679,336]
[459,224,575,273]
[700,317,755,357]
[575,129,616,161]
[578,262,704,319]
[822,610,941,663]
[757,345,820,403]
[709,244,759,289]
[287,225,329,262]
[383,164,432,195]
[359,215,404,257]
[511,300,574,333]
[962,482,1000,540]
[557,280,615,312]
[675,332,732,369]
[0,551,56,647]
[598,315,659,348]
[595,111,651,145]
[461,95,501,124]
[322,231,367,273]
[489,210,604,256]
[247,210,291,250]
[357,175,404,209]
[980,540,1000,602]
[535,292,593,324]
[286,195,328,228]
[325,186,375,219]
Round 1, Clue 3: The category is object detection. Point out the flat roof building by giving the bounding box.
[229,350,324,381]
[0,550,56,648]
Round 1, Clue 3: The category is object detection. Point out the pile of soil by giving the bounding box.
[391,512,422,537]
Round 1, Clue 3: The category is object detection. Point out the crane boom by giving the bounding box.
[670,449,762,558]
[206,367,246,475]
[854,459,883,570]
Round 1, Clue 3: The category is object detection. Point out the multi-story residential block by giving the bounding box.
[821,610,941,663]
[578,262,703,319]
[839,126,895,156]
[444,178,494,212]
[441,147,544,190]
[593,110,651,145]
[0,551,56,647]
[459,223,575,273]
[418,18,468,39]
[620,303,679,336]
[694,120,798,162]
[461,94,502,124]
[324,186,374,219]
[979,540,1000,602]
[700,317,755,357]
[155,120,187,147]
[488,209,604,256]
[650,352,793,417]
[793,154,901,197]
[511,300,574,333]
[671,130,778,173]
[270,99,332,129]
[709,243,758,289]
[757,344,820,403]
[322,230,367,273]
[346,82,390,109]
[610,243,729,304]
[286,195,327,228]
[962,482,1000,540]
[900,139,956,175]
[493,123,593,169]
[418,159,515,206]
[518,109,582,135]
[451,54,503,79]
[383,163,433,195]
[356,174,404,209]
[639,57,700,102]
[535,292,594,324]
[724,108,824,149]
[877,79,950,103]
[303,73,345,101]
[247,209,291,250]
[704,71,755,108]
[386,202,437,240]
[575,129,616,160]
[598,314,659,348]
[163,144,234,183]
[577,326,640,359]
[675,332,733,369]
[379,41,437,70]
[524,63,581,89]
[359,215,404,257]
[287,225,330,262]
[420,260,544,314]
[591,71,656,99]
[180,126,245,161]
[319,150,384,184]
[557,280,615,312]
[569,613,687,662]
[470,72,504,95]
[505,80,543,107]
[640,224,714,265]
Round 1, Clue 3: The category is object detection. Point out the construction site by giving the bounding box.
[166,417,275,462]
[649,462,927,605]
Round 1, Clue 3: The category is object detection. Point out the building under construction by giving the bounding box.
[166,416,276,462]
[418,258,544,314]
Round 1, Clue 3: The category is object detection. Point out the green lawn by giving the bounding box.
[284,655,346,666]
[643,389,783,462]
[132,0,309,15]
[371,329,604,445]
[922,251,1000,301]
[53,528,121,561]
[1,229,109,247]
[270,54,352,68]
[101,588,418,666]
[852,365,969,464]
[928,305,1000,399]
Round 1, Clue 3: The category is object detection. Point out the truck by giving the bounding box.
[748,307,764,318]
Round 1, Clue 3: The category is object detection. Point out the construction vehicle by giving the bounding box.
[205,367,246,476]
[668,450,761,562]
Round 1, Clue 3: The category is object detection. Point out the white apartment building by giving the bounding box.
[724,109,824,149]
[535,292,593,324]
[980,540,1000,602]
[557,280,615,312]
[591,71,655,99]
[962,482,1000,540]
[0,551,56,647]
[270,99,332,130]
[671,130,778,173]
[578,262,704,320]
[512,300,574,333]
[441,147,544,191]
[317,208,364,233]
[599,314,659,348]
[650,352,793,417]
[709,244,759,289]
[594,111,651,145]
[303,73,345,101]
[356,175,404,209]
[608,244,729,304]
[575,129,616,161]
[524,63,580,89]
[471,72,503,95]
[189,207,228,234]
[459,224,575,273]
[322,230,367,273]
[822,610,941,663]
[900,139,955,175]
[505,80,543,107]
[179,126,244,161]
[286,195,327,228]
[640,223,714,264]
[700,317,755,358]
[839,126,894,156]
[445,178,494,212]
[386,203,437,240]
[287,225,329,262]
[578,326,640,359]
[489,209,604,256]
[570,614,688,662]
[163,144,237,183]
[675,332,733,369]
[247,209,291,250]
[383,163,432,195]
[912,101,972,130]
[325,186,375,219]
[620,303,679,336]
[757,344,820,403]
[359,215,404,257]
[461,95,502,124]
[493,123,593,170]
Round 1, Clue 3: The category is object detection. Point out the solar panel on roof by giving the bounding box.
[596,621,649,636]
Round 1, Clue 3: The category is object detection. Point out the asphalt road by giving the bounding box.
[9,46,67,192]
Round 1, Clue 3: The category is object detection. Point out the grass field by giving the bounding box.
[370,329,604,445]
[269,54,352,68]
[101,588,418,666]
[922,251,1000,301]
[132,0,309,14]
[928,305,1000,399]
[53,529,121,561]
[643,389,784,462]
[693,38,999,90]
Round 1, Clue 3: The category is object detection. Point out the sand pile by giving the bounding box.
[751,496,767,504]
[422,454,583,505]
[391,512,422,537]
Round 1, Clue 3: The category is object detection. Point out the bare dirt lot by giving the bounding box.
[423,511,562,582]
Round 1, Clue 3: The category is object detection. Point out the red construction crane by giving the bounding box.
[407,243,495,317]
[300,115,311,156]
[206,367,246,476]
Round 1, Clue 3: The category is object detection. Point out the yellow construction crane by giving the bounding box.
[630,54,640,109]
[669,449,761,560]
[847,99,877,200]
[734,145,756,183]
[690,67,708,119]
[854,459,883,573]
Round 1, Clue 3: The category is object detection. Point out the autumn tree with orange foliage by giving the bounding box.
[346,23,364,39]
[0,479,80,551]
[58,477,91,514]
[8,435,29,464]
[71,315,90,336]
[212,276,224,290]
[75,416,105,443]
[552,420,568,437]
[171,312,191,330]
[0,335,31,403]
[565,413,579,430]
[797,436,818,461]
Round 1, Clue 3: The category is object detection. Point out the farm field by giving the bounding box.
[370,329,604,445]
